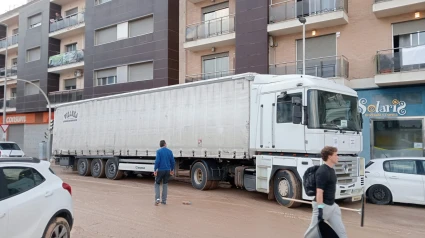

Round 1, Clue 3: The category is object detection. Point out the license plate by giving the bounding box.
[352,195,362,202]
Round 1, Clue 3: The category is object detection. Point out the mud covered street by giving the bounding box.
[52,166,425,238]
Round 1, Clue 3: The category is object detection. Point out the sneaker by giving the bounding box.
[155,199,160,206]
[161,201,166,205]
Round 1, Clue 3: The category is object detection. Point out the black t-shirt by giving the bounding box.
[315,164,337,205]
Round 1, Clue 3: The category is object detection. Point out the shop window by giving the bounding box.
[372,120,423,159]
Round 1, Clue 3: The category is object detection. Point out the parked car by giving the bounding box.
[0,157,73,238]
[365,157,425,205]
[0,141,25,157]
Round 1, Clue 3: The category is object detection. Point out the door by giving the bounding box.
[274,89,306,153]
[2,166,49,238]
[203,4,229,37]
[0,169,10,237]
[202,53,229,80]
[371,118,424,159]
[383,159,425,204]
[258,92,276,150]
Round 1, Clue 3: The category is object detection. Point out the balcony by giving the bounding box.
[0,34,19,54]
[185,70,235,83]
[373,0,425,18]
[48,89,84,105]
[269,55,349,83]
[374,45,425,86]
[0,98,17,111]
[48,50,84,73]
[184,15,235,52]
[268,0,348,36]
[187,0,206,3]
[49,12,85,39]
[0,66,18,78]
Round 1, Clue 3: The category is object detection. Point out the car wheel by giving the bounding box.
[368,184,392,205]
[273,170,302,208]
[44,217,71,238]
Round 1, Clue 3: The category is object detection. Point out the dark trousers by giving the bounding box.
[155,170,171,203]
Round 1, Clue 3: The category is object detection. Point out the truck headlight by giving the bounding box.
[358,157,365,176]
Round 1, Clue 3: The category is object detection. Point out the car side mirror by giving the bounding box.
[292,97,302,124]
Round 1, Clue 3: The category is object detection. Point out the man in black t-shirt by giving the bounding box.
[304,146,347,238]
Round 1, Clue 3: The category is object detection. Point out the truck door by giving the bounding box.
[274,89,306,153]
[258,93,276,150]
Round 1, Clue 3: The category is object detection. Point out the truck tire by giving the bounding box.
[273,170,302,208]
[191,162,212,190]
[91,159,106,178]
[77,158,91,176]
[105,158,123,180]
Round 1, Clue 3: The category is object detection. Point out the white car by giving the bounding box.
[0,141,25,157]
[365,157,425,205]
[0,157,73,238]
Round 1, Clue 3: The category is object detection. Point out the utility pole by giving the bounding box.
[298,17,306,75]
[1,23,8,141]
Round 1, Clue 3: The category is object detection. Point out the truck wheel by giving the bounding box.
[273,170,302,208]
[91,159,106,178]
[77,158,91,176]
[191,162,211,190]
[105,159,123,180]
[367,184,392,205]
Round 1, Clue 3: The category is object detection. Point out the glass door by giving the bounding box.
[203,7,229,37]
[371,118,424,159]
[202,53,229,80]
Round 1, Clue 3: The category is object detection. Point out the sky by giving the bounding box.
[0,0,27,15]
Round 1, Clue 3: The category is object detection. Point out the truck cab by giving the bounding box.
[248,74,365,207]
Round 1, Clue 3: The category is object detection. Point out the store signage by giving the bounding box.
[63,110,78,123]
[358,98,407,117]
[6,116,26,124]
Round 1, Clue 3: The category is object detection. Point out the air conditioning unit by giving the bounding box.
[74,70,83,78]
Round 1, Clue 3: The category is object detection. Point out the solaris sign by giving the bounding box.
[358,98,407,117]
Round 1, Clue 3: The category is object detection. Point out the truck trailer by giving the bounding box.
[53,73,365,208]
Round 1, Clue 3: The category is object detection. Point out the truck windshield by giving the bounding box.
[308,90,361,131]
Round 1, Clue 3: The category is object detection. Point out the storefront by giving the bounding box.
[0,112,54,158]
[357,86,425,161]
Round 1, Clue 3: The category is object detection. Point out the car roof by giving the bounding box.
[371,157,425,161]
[0,157,40,164]
[0,141,18,144]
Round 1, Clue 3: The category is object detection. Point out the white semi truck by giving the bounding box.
[53,73,365,208]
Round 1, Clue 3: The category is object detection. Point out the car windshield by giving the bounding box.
[308,90,361,131]
[0,143,21,150]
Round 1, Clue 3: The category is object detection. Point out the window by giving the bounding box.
[12,58,17,66]
[0,167,45,201]
[11,88,17,98]
[117,22,129,40]
[95,25,117,45]
[384,160,418,174]
[65,43,77,52]
[202,53,230,80]
[95,0,112,6]
[128,62,153,82]
[0,143,21,150]
[65,7,78,17]
[96,68,117,86]
[12,28,18,35]
[64,78,77,90]
[129,16,153,38]
[25,81,40,96]
[26,47,41,62]
[28,13,42,29]
[202,2,230,38]
[277,93,301,123]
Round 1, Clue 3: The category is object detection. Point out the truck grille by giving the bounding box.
[334,158,358,185]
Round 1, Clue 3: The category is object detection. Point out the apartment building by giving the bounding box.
[0,0,179,157]
[180,0,425,160]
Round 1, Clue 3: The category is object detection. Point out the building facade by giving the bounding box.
[180,0,425,161]
[0,0,179,157]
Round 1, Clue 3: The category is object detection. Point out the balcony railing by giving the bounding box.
[185,70,235,83]
[50,12,85,33]
[0,66,18,77]
[269,0,348,23]
[186,15,235,42]
[48,89,84,104]
[269,55,349,78]
[376,45,425,74]
[0,34,19,49]
[0,98,17,109]
[48,50,84,68]
[374,0,391,3]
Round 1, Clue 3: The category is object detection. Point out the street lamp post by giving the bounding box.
[3,78,52,160]
[298,17,306,75]
[1,23,8,141]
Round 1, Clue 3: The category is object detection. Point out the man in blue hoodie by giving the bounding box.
[154,140,175,205]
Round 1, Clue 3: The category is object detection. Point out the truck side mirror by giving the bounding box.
[360,113,363,129]
[292,97,302,124]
